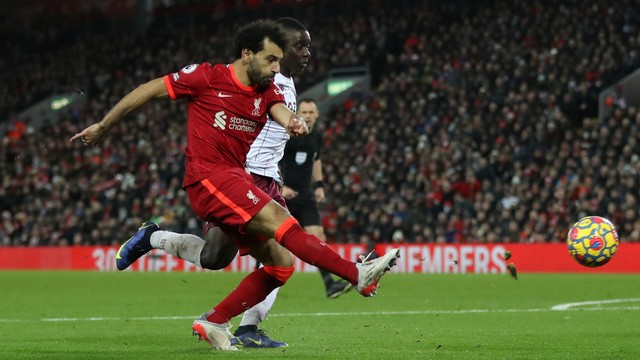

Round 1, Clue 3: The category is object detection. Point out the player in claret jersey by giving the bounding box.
[71,19,400,351]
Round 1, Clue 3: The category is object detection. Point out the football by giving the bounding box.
[567,216,619,267]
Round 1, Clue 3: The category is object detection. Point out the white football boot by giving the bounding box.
[192,313,238,351]
[355,248,400,297]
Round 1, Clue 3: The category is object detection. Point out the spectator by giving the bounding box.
[3,0,640,246]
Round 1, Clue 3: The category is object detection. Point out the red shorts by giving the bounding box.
[191,168,287,256]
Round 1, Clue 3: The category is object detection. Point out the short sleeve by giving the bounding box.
[264,83,286,111]
[164,63,212,100]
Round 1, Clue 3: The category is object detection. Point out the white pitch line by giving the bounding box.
[1,304,640,323]
[551,298,640,310]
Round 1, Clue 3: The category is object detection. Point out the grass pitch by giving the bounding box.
[1,271,639,359]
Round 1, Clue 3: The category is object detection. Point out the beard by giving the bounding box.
[255,77,272,92]
[247,61,274,92]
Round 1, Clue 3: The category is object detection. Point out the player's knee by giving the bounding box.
[200,228,238,270]
[263,265,295,285]
[200,243,237,270]
[248,200,292,236]
[200,245,237,270]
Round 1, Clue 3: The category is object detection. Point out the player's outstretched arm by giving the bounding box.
[269,103,308,137]
[69,77,169,145]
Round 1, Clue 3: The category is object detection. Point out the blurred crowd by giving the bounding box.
[2,0,640,246]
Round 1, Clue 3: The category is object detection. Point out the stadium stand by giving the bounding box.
[2,0,640,246]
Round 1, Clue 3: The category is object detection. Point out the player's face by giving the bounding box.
[247,39,283,90]
[297,101,319,130]
[280,30,311,76]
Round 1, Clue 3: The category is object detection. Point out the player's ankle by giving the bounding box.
[234,325,258,336]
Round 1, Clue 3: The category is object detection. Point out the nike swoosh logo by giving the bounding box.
[218,92,233,98]
[247,338,262,346]
[115,238,132,260]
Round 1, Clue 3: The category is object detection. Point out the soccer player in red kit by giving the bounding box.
[70,20,400,351]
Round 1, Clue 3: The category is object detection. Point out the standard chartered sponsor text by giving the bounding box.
[229,116,256,132]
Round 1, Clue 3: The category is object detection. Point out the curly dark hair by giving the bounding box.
[232,19,289,58]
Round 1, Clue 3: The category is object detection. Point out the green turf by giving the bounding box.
[1,271,639,359]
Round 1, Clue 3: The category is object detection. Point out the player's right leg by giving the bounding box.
[245,201,400,297]
[304,224,353,298]
[288,200,353,298]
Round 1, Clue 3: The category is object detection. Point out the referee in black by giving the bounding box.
[280,98,352,299]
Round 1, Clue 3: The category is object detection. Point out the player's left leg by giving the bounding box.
[115,221,160,271]
[230,173,289,347]
[193,234,294,350]
[115,221,238,271]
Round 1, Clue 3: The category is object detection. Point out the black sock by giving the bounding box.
[319,269,334,289]
[234,325,258,336]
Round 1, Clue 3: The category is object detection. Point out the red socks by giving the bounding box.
[206,267,282,323]
[275,218,358,284]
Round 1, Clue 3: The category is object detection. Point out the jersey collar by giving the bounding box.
[228,64,256,92]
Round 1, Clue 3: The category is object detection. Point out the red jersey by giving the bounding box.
[163,63,285,188]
